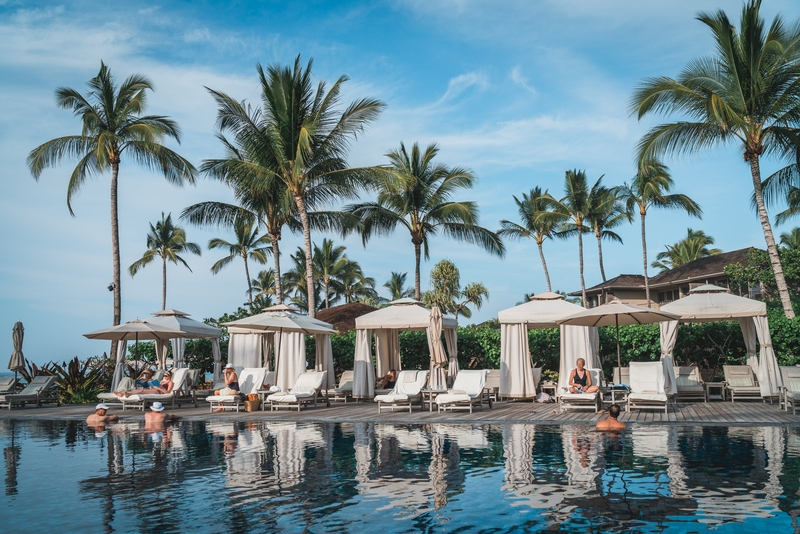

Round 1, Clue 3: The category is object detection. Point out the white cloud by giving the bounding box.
[510,66,537,97]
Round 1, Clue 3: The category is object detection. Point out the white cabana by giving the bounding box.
[498,292,598,399]
[660,285,782,397]
[147,309,223,378]
[352,298,458,399]
[224,310,337,392]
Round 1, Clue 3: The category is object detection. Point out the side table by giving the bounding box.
[602,387,629,411]
[541,384,557,398]
[705,382,726,402]
[421,388,445,412]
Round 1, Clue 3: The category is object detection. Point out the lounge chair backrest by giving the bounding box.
[674,366,703,387]
[264,371,275,388]
[0,376,17,392]
[450,370,488,396]
[780,366,800,393]
[629,362,665,394]
[186,369,202,388]
[532,368,542,390]
[395,370,428,396]
[485,369,500,389]
[152,370,165,382]
[237,368,267,395]
[613,367,629,385]
[723,365,756,387]
[291,371,327,394]
[169,368,190,391]
[337,370,354,389]
[21,375,55,395]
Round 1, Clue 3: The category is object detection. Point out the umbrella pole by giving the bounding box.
[616,316,621,372]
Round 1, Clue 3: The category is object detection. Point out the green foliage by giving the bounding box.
[724,248,800,314]
[50,356,105,404]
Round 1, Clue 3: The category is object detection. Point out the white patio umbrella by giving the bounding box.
[84,320,187,390]
[8,322,25,380]
[558,300,681,371]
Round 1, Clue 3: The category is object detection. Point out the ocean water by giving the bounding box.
[0,420,797,533]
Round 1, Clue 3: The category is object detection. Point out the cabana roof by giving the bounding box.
[660,285,766,322]
[355,298,458,331]
[146,309,221,338]
[498,292,586,328]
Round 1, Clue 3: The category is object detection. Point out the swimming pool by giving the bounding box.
[0,420,796,532]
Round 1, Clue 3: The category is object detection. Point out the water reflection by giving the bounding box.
[0,419,798,532]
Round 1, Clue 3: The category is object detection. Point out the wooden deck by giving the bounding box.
[2,398,799,426]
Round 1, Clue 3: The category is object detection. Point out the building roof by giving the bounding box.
[315,302,378,333]
[568,274,645,296]
[648,247,755,288]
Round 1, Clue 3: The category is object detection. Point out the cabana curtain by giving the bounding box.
[111,340,127,391]
[353,329,375,399]
[315,334,335,389]
[557,325,601,395]
[275,332,305,392]
[500,323,537,398]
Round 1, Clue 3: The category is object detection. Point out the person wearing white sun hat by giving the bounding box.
[86,403,118,425]
[144,401,177,425]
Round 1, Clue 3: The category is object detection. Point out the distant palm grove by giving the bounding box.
[27,1,800,328]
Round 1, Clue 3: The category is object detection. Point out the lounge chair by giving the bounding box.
[628,362,668,413]
[559,368,603,412]
[612,367,629,385]
[326,370,354,403]
[119,368,190,411]
[780,366,800,414]
[673,366,706,402]
[97,377,135,406]
[206,367,267,412]
[267,371,328,411]
[0,375,59,410]
[483,369,500,404]
[374,370,429,413]
[435,370,490,413]
[723,365,763,403]
[0,376,18,395]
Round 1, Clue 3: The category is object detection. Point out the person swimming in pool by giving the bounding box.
[568,358,599,394]
[596,404,627,431]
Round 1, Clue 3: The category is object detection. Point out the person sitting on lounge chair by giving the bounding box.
[377,369,397,389]
[86,403,119,424]
[568,358,599,394]
[116,371,174,397]
[596,404,626,431]
[136,369,159,388]
[214,364,240,396]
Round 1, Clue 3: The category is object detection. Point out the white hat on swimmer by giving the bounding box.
[96,403,109,410]
[150,402,165,412]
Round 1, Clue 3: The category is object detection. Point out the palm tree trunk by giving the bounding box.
[641,209,651,308]
[577,222,587,307]
[751,157,795,318]
[414,242,422,300]
[596,229,607,283]
[243,253,253,305]
[293,194,316,317]
[162,256,167,310]
[324,279,330,309]
[271,233,282,304]
[110,162,121,359]
[537,239,552,292]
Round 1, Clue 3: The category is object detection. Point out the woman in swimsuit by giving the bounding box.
[214,364,240,396]
[568,358,598,394]
[116,372,174,397]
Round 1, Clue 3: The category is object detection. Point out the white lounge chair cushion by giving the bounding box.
[728,376,755,387]
[449,370,487,397]
[375,394,410,403]
[206,395,240,403]
[126,393,174,402]
[268,392,313,402]
[785,379,800,394]
[560,393,597,402]
[628,393,668,402]
[435,393,471,405]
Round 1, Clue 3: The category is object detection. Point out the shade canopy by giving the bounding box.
[223,311,337,335]
[355,298,458,331]
[147,310,222,338]
[83,320,188,341]
[558,300,681,327]
[498,292,586,328]
[660,285,766,321]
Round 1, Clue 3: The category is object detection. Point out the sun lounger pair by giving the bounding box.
[206,368,271,412]
[435,370,490,413]
[267,371,328,411]
[0,375,59,410]
[374,370,429,413]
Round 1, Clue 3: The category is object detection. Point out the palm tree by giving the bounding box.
[348,141,505,299]
[337,261,378,304]
[780,228,800,250]
[208,217,271,304]
[630,0,800,318]
[552,170,594,307]
[184,131,300,305]
[208,56,385,317]
[281,247,322,313]
[587,181,631,282]
[651,228,721,272]
[621,160,702,306]
[128,212,201,310]
[313,239,348,309]
[384,271,414,300]
[251,269,276,299]
[498,187,566,291]
[27,62,196,340]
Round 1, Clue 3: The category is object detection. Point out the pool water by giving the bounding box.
[0,420,797,533]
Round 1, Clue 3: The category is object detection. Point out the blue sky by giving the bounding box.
[1,0,798,365]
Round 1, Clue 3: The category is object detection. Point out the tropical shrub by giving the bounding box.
[50,356,106,404]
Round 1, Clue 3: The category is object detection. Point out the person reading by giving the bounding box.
[596,404,627,431]
[116,371,174,397]
[136,369,159,388]
[377,369,397,389]
[568,358,599,394]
